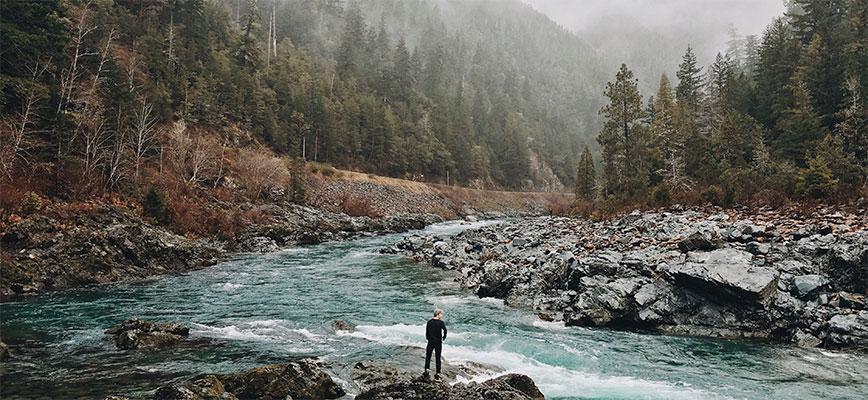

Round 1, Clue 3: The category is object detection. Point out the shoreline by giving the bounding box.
[387,204,868,352]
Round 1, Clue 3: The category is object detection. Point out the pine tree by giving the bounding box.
[798,153,838,198]
[775,75,827,165]
[676,46,703,114]
[598,64,648,199]
[574,145,595,200]
[336,3,366,80]
[755,18,800,130]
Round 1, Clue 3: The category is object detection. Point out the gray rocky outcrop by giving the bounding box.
[352,362,544,400]
[387,206,868,350]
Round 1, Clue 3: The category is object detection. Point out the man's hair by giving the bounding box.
[434,308,443,317]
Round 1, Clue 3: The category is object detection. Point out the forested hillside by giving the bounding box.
[1,0,610,196]
[1,0,865,218]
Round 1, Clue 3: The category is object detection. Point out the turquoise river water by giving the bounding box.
[1,220,867,399]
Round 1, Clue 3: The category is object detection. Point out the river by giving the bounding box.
[2,220,867,399]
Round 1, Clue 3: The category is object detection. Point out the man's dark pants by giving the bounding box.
[425,341,442,373]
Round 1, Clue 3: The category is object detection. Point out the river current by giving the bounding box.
[2,220,867,399]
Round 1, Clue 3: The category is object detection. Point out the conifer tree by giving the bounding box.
[775,75,828,165]
[574,145,595,200]
[676,46,703,114]
[598,64,648,199]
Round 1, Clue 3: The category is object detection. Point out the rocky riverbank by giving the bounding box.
[104,358,544,400]
[0,201,444,301]
[93,319,544,400]
[386,206,868,350]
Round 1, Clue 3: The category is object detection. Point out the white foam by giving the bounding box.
[291,328,320,340]
[426,295,505,308]
[191,320,325,344]
[532,319,567,330]
[818,350,849,359]
[221,282,243,291]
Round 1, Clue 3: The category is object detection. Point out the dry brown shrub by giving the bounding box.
[341,194,381,218]
[752,189,790,209]
[234,148,289,199]
[0,183,26,216]
[547,195,573,216]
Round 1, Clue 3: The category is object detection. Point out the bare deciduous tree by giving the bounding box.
[236,148,289,199]
[129,100,158,180]
[104,117,127,192]
[0,63,48,180]
[164,121,224,186]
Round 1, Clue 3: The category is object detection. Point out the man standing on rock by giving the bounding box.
[424,308,447,379]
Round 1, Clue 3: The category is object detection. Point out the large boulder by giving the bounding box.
[154,360,344,400]
[825,239,868,294]
[355,373,544,400]
[792,274,828,298]
[476,261,516,299]
[565,277,644,326]
[824,311,868,350]
[219,360,345,400]
[667,249,778,307]
[105,319,189,350]
[154,375,236,400]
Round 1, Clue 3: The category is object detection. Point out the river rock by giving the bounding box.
[793,274,828,298]
[219,361,345,400]
[331,320,356,332]
[105,319,190,350]
[825,311,868,350]
[353,362,544,400]
[667,249,778,306]
[677,230,722,253]
[0,340,9,360]
[154,360,344,400]
[154,375,235,400]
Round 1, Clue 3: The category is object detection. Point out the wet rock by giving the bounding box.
[566,277,644,326]
[353,361,544,400]
[154,360,344,400]
[219,361,345,400]
[105,319,189,350]
[825,240,868,294]
[825,311,868,350]
[1,204,223,301]
[792,275,828,298]
[476,261,516,299]
[667,249,778,306]
[154,375,235,400]
[0,340,9,360]
[331,320,356,332]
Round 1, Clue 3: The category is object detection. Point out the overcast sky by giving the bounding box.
[521,0,786,37]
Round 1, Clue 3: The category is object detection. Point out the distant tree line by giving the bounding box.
[581,0,866,208]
